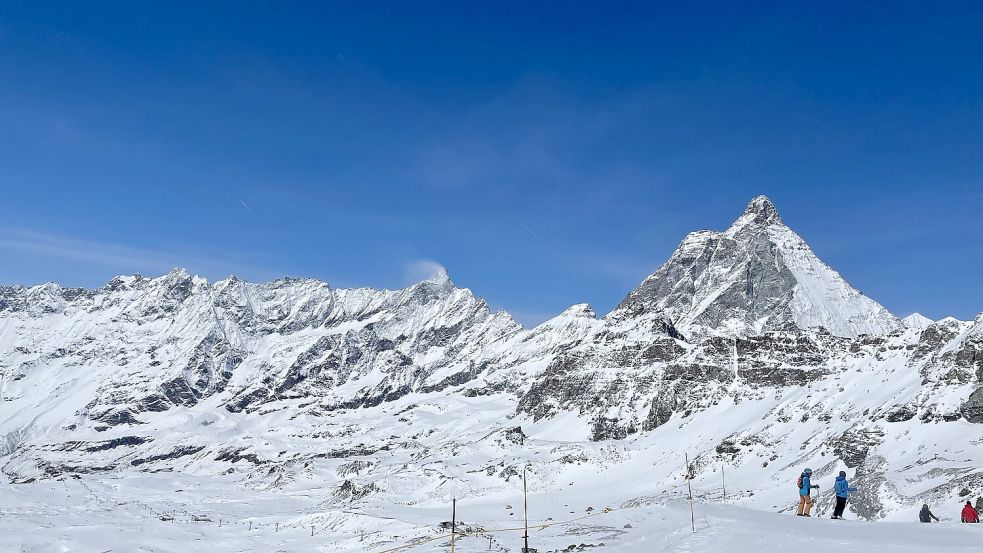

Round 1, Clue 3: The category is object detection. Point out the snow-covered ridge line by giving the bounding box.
[2,195,982,528]
[0,196,911,339]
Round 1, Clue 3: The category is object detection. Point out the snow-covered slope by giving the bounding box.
[3,475,981,552]
[903,312,935,331]
[2,196,982,551]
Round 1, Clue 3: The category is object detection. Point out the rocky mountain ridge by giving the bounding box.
[1,196,981,522]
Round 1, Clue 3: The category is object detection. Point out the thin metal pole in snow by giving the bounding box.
[722,464,727,502]
[523,468,530,553]
[450,497,457,553]
[685,453,695,533]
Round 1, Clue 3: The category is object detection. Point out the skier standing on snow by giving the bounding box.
[962,501,980,523]
[919,504,939,523]
[976,496,983,513]
[831,471,857,519]
[796,468,819,517]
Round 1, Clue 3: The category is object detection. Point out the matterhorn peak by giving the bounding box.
[618,194,899,339]
[728,195,783,232]
[745,194,781,222]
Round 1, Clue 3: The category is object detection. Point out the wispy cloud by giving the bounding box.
[570,252,663,287]
[0,227,281,285]
[0,228,177,272]
[253,205,287,217]
[412,79,662,197]
[404,259,446,284]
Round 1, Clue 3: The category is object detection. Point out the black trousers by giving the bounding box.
[832,496,847,518]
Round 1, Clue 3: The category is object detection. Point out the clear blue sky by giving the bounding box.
[1,1,981,325]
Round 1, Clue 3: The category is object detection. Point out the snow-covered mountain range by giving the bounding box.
[2,195,982,540]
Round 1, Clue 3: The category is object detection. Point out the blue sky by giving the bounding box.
[1,1,981,325]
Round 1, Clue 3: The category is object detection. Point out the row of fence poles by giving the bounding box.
[444,468,532,553]
[685,453,732,532]
[380,452,727,553]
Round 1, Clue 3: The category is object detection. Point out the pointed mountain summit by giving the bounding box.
[903,312,934,331]
[424,266,453,287]
[616,195,900,339]
[731,194,783,228]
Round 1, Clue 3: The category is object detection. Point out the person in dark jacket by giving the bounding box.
[919,504,939,523]
[831,471,857,519]
[796,468,819,516]
[976,497,983,513]
[962,501,980,523]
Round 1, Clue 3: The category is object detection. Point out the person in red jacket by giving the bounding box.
[962,501,980,523]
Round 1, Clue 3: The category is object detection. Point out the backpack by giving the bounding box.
[796,475,803,489]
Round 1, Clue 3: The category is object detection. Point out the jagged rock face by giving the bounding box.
[0,268,522,456]
[617,196,900,339]
[1,196,982,522]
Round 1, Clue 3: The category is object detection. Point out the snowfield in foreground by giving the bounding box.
[2,474,980,552]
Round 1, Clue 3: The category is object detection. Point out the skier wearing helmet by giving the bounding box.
[796,468,819,516]
[831,471,858,519]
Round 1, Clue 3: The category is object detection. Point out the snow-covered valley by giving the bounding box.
[2,196,983,551]
[4,472,982,552]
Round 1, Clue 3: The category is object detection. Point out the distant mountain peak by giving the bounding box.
[559,303,596,318]
[617,194,899,339]
[903,312,934,331]
[727,195,783,233]
[424,266,452,287]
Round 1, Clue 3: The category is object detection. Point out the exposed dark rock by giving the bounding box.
[829,427,885,468]
[90,409,144,427]
[885,405,918,423]
[85,436,150,452]
[961,387,983,423]
[715,439,741,455]
[214,447,265,465]
[591,416,637,441]
[225,383,274,413]
[131,445,206,466]
[334,479,378,502]
[160,377,200,407]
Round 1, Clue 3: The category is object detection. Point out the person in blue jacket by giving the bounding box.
[831,470,858,519]
[796,468,819,516]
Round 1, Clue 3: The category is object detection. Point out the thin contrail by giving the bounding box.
[240,200,286,217]
[507,208,542,241]
[255,206,287,217]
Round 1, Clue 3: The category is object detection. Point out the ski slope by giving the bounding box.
[1,473,979,552]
